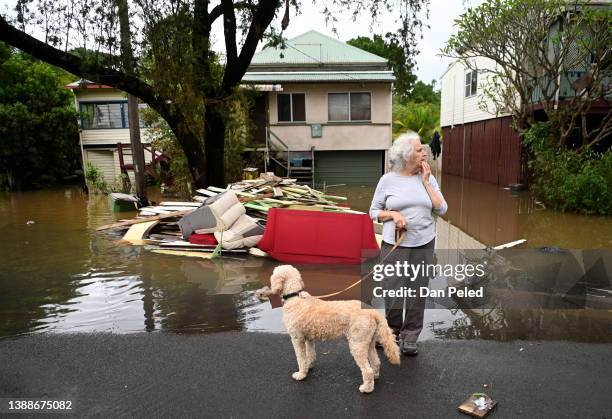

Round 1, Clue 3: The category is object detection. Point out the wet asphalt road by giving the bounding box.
[0,332,610,418]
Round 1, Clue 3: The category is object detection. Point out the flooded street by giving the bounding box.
[1,175,611,342]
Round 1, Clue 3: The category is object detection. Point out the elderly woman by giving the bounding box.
[369,131,447,356]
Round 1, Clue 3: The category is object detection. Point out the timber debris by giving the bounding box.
[96,173,354,259]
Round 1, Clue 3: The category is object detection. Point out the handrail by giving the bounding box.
[266,127,291,177]
[310,145,315,188]
[268,128,290,151]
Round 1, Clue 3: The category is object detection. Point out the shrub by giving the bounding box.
[85,161,109,194]
[85,162,132,195]
[524,122,612,215]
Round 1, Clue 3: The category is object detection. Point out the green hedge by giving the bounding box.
[524,123,612,215]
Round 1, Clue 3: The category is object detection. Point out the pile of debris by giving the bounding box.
[97,174,354,259]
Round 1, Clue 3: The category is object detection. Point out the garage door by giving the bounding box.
[85,149,116,181]
[314,150,384,186]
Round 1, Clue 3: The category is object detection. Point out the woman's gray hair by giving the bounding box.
[388,131,421,173]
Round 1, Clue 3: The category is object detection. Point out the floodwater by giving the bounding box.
[1,174,611,342]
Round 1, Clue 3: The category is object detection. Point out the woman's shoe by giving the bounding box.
[400,340,418,356]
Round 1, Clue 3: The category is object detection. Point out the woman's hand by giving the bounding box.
[390,211,406,230]
[421,161,431,184]
[376,210,407,229]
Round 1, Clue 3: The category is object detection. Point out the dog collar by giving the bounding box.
[282,291,302,301]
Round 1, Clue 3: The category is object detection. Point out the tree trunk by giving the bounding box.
[174,128,207,189]
[204,105,226,187]
[126,94,147,201]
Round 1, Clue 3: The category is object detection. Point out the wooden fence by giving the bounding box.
[441,116,522,186]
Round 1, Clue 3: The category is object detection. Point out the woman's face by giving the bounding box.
[407,138,426,167]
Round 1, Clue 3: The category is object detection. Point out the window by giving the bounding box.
[465,70,478,97]
[277,93,305,122]
[80,101,149,129]
[328,92,371,121]
[80,102,125,129]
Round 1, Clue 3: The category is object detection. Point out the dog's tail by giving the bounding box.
[375,312,400,365]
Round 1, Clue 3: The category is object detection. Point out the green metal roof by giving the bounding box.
[250,30,388,66]
[242,71,394,83]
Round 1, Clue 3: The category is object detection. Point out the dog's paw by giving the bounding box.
[292,371,307,381]
[359,383,374,393]
[254,286,270,301]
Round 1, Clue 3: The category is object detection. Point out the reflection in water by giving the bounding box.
[0,184,610,343]
[440,174,612,248]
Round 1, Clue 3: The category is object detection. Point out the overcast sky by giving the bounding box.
[209,0,485,85]
[2,0,483,84]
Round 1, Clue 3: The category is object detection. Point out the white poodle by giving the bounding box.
[257,265,400,393]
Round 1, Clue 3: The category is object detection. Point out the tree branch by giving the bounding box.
[222,0,280,92]
[209,4,223,25]
[192,0,213,95]
[0,14,175,130]
[222,0,238,67]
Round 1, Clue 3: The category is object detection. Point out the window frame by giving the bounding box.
[79,100,150,129]
[327,91,372,122]
[276,92,306,123]
[79,100,127,130]
[465,70,478,98]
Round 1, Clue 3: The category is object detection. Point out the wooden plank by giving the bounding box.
[195,189,218,197]
[139,207,173,215]
[152,249,216,259]
[96,209,193,231]
[121,220,160,245]
[155,206,201,211]
[157,240,216,249]
[244,202,270,212]
[493,238,526,250]
[159,202,202,207]
[207,186,228,193]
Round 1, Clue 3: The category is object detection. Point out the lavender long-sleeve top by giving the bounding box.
[369,172,448,247]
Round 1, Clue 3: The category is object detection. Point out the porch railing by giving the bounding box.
[265,127,291,178]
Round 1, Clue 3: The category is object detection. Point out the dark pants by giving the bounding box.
[380,238,435,343]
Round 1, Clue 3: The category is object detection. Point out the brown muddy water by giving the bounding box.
[1,175,611,342]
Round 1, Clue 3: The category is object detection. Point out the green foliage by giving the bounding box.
[140,88,255,196]
[223,90,256,183]
[392,99,440,142]
[140,107,193,199]
[443,0,612,149]
[347,35,416,101]
[409,80,440,105]
[84,161,132,194]
[84,161,107,193]
[2,0,431,186]
[524,122,612,215]
[0,43,80,190]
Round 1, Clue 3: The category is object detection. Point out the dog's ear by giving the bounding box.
[269,265,288,294]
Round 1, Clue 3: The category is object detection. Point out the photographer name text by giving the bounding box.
[372,286,484,298]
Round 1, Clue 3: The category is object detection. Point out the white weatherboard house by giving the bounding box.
[439,57,522,186]
[66,80,162,184]
[440,2,612,186]
[242,30,395,186]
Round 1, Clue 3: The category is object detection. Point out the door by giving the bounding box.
[314,150,384,186]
